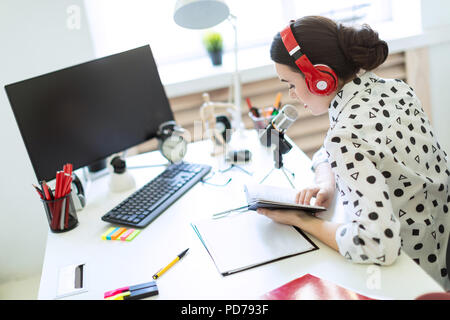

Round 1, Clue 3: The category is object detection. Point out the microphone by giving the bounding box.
[259,104,298,147]
[271,104,299,133]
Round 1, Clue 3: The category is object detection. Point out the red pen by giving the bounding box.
[61,173,72,196]
[52,171,65,229]
[62,164,73,229]
[62,173,73,229]
[41,181,52,201]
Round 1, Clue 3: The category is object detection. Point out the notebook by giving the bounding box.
[262,273,375,300]
[191,211,318,276]
[244,184,326,214]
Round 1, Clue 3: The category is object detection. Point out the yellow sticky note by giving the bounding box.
[101,227,116,240]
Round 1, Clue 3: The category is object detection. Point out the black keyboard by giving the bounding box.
[101,162,211,228]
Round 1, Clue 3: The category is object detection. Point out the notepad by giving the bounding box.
[192,211,318,276]
[262,273,375,300]
[244,183,326,213]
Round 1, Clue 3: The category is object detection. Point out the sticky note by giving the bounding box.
[106,227,119,240]
[119,229,135,241]
[111,227,127,240]
[101,227,116,240]
[125,230,141,241]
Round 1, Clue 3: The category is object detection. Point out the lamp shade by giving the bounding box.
[174,0,230,29]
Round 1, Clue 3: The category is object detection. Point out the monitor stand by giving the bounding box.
[83,159,109,181]
[88,159,107,173]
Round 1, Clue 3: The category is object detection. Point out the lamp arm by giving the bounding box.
[227,13,242,130]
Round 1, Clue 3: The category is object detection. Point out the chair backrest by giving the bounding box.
[447,233,450,281]
[415,292,450,300]
[447,174,450,281]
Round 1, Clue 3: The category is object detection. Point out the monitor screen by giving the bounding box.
[5,45,174,182]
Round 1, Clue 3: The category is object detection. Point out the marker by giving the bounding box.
[246,97,260,117]
[274,92,282,109]
[152,248,189,280]
[104,281,158,300]
[264,107,274,118]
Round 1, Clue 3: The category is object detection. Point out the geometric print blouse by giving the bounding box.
[311,71,450,290]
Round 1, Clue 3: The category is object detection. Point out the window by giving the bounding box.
[84,0,421,72]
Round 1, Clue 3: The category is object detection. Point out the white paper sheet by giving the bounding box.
[192,211,317,275]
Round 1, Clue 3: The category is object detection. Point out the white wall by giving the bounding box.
[421,0,450,155]
[0,0,95,289]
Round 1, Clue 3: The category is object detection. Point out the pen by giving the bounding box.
[246,97,260,117]
[41,181,52,201]
[152,248,189,279]
[213,204,248,218]
[33,184,44,199]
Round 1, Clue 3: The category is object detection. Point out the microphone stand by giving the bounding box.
[259,129,296,189]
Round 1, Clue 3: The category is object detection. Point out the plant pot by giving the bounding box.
[208,50,223,66]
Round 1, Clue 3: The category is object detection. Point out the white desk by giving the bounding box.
[38,130,444,300]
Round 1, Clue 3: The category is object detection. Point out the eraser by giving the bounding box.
[125,229,141,241]
[101,227,116,240]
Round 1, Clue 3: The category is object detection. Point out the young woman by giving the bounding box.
[257,16,450,290]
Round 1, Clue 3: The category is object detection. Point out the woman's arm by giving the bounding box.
[296,161,336,208]
[314,161,335,187]
[261,129,402,266]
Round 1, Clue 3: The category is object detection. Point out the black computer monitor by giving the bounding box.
[5,45,174,182]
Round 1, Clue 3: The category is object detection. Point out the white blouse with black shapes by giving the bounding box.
[312,71,450,290]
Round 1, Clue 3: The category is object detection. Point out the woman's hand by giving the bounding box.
[257,208,311,227]
[295,183,335,208]
[257,207,341,252]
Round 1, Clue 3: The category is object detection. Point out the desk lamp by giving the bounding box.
[173,0,243,131]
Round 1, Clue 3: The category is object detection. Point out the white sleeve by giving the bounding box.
[311,145,329,172]
[326,129,402,265]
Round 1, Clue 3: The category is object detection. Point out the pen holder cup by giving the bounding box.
[248,111,275,130]
[42,194,78,233]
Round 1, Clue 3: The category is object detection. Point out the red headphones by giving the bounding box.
[280,24,338,96]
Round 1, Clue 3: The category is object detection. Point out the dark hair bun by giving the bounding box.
[337,23,389,71]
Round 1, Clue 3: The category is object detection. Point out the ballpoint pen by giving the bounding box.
[212,205,249,219]
[152,248,189,279]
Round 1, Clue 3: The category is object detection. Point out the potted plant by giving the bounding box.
[203,31,223,66]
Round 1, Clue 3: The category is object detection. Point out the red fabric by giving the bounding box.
[262,274,375,300]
